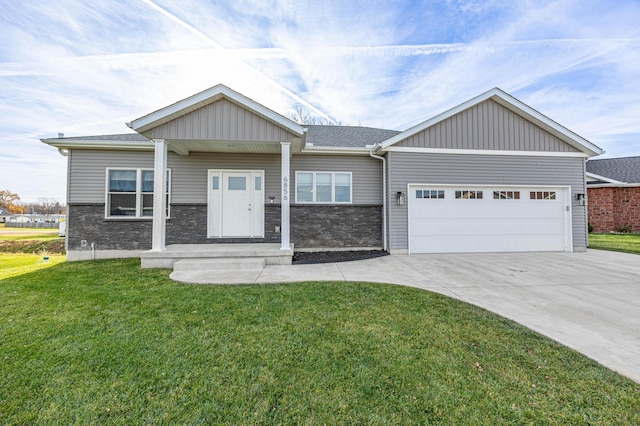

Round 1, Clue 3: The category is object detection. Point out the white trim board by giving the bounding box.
[386,146,589,157]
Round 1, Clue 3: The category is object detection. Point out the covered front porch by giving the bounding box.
[125,85,305,267]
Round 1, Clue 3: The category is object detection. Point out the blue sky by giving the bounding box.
[2,0,639,202]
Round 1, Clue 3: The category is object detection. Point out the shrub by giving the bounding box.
[614,224,633,233]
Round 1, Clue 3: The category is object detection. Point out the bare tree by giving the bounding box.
[286,105,340,126]
[22,198,65,215]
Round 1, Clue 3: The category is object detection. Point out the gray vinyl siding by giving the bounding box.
[168,152,280,203]
[68,150,154,203]
[291,155,382,204]
[398,100,579,152]
[150,98,297,142]
[387,152,587,251]
[68,150,382,205]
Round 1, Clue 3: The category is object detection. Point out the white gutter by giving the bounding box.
[57,148,68,157]
[369,145,387,251]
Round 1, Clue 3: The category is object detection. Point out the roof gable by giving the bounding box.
[380,88,603,157]
[128,84,304,139]
[147,97,299,143]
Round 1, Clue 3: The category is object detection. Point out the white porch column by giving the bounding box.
[280,142,291,250]
[151,139,167,251]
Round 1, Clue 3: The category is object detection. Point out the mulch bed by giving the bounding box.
[293,250,387,265]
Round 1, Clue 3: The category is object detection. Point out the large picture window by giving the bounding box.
[106,169,170,218]
[295,171,352,203]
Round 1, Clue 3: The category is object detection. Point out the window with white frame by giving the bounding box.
[295,171,352,203]
[455,190,483,199]
[530,191,556,200]
[106,169,170,218]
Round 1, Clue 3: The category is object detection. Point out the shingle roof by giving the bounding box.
[586,156,640,183]
[304,125,401,148]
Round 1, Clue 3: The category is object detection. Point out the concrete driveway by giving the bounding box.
[252,250,640,383]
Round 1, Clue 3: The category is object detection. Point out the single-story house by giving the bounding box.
[42,85,603,265]
[586,156,640,232]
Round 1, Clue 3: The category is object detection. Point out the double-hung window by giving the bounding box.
[295,171,352,203]
[106,168,170,218]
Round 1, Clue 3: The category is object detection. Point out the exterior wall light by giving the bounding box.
[397,191,406,206]
[575,193,585,206]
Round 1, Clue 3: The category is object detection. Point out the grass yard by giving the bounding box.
[588,233,640,255]
[1,259,638,424]
[0,253,66,280]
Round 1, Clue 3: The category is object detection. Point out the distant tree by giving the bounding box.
[23,198,65,215]
[0,189,22,213]
[286,105,341,126]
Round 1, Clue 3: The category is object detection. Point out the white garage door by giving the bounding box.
[408,185,571,253]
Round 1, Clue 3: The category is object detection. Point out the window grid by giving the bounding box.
[530,191,556,200]
[455,190,483,199]
[493,191,520,200]
[106,168,170,218]
[295,171,352,204]
[416,190,445,199]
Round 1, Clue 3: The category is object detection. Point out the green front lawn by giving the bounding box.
[588,233,640,255]
[1,259,638,424]
[0,253,66,280]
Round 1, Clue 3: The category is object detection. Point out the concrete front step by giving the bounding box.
[173,258,266,271]
[141,243,293,268]
[170,269,264,284]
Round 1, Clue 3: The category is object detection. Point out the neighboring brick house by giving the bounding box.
[586,156,640,233]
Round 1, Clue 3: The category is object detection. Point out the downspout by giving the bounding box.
[369,146,387,251]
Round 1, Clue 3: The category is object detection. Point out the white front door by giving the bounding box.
[208,170,264,238]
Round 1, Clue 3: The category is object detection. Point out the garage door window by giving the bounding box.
[494,191,520,200]
[416,189,445,199]
[530,191,556,200]
[455,190,483,199]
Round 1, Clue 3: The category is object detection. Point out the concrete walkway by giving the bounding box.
[175,250,640,383]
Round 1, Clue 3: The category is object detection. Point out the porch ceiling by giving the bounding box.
[165,138,301,155]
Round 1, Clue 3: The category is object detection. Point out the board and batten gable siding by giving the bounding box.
[68,150,382,205]
[398,99,580,152]
[387,152,587,251]
[149,98,297,142]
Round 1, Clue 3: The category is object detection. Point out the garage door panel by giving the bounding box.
[409,185,569,253]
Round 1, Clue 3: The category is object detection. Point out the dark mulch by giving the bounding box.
[293,250,388,264]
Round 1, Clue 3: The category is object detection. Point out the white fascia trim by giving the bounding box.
[588,183,640,188]
[41,139,154,150]
[379,88,604,156]
[129,84,305,136]
[301,146,371,155]
[385,146,589,158]
[585,171,625,184]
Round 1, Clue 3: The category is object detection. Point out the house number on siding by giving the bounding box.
[283,177,288,201]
